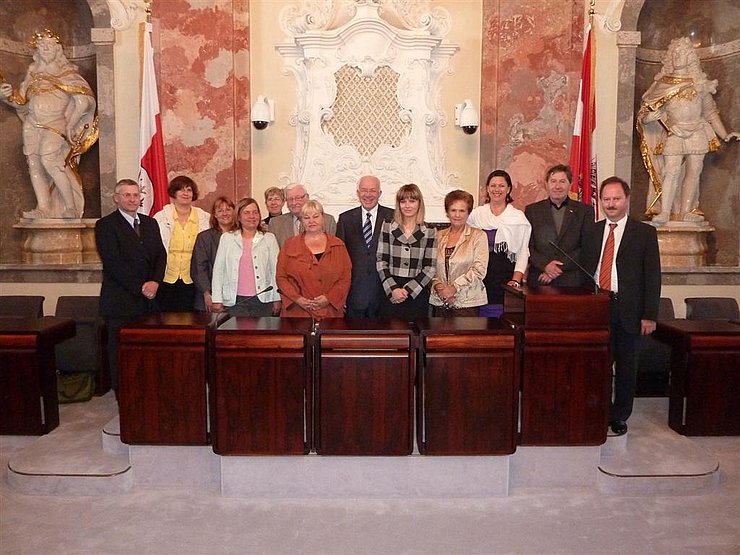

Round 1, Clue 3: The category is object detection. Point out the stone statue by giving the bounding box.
[0,29,98,219]
[637,36,738,225]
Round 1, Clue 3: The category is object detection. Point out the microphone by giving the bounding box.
[277,288,318,334]
[547,240,599,295]
[231,285,274,307]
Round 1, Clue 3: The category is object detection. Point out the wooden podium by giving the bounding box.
[316,319,414,455]
[212,317,312,455]
[416,317,520,455]
[504,285,611,445]
[118,312,227,445]
[0,317,75,435]
[654,319,740,436]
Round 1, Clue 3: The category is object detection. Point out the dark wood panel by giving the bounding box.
[119,345,208,445]
[0,318,73,435]
[0,351,44,434]
[316,352,413,455]
[504,286,610,329]
[520,345,611,445]
[685,350,740,435]
[423,334,514,351]
[419,351,517,455]
[212,351,308,455]
[319,334,410,350]
[657,320,740,436]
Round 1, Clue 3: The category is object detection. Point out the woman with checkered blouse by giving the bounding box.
[376,184,437,320]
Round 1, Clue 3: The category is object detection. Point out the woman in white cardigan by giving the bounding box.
[152,175,210,311]
[211,197,281,316]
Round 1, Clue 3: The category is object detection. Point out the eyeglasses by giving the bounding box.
[286,193,307,203]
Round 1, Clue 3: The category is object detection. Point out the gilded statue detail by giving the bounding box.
[637,36,738,225]
[0,29,98,219]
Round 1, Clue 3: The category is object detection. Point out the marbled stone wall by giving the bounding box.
[631,0,739,266]
[479,0,584,210]
[0,1,99,263]
[152,1,251,213]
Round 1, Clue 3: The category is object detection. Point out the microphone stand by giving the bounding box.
[547,240,600,295]
[230,285,275,309]
[277,288,319,335]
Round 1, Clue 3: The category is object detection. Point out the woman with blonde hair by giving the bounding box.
[376,183,437,320]
[276,200,351,318]
[211,198,281,316]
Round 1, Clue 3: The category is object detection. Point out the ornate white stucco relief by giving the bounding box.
[277,1,459,220]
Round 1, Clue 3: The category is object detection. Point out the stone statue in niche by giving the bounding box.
[637,36,738,225]
[0,29,98,219]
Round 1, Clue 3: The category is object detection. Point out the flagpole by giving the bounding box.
[138,0,168,215]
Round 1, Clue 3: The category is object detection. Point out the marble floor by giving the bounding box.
[1,396,738,555]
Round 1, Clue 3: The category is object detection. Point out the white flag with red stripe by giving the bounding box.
[138,22,168,216]
[568,25,598,219]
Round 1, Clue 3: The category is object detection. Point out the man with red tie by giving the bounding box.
[583,176,661,436]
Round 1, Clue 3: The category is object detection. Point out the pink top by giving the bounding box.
[236,238,257,296]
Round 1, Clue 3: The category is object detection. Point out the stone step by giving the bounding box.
[597,399,720,495]
[6,394,132,495]
[102,414,129,458]
[4,397,722,499]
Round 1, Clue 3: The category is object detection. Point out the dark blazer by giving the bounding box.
[95,210,167,319]
[582,217,661,333]
[525,198,594,286]
[190,227,222,311]
[269,212,337,248]
[336,204,394,315]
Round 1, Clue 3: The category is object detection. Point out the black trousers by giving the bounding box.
[609,310,641,422]
[158,279,195,312]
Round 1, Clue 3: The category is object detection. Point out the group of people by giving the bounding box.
[96,166,660,436]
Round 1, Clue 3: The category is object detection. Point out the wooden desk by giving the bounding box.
[654,319,740,436]
[416,318,520,455]
[504,285,611,446]
[0,317,75,435]
[316,319,414,455]
[118,312,226,445]
[212,317,311,455]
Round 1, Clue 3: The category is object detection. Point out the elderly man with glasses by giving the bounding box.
[268,183,336,248]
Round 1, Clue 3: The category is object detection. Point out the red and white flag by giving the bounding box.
[568,24,599,219]
[138,22,168,216]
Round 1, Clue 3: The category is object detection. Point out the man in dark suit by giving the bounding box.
[95,179,166,395]
[269,183,336,248]
[583,176,661,436]
[525,164,594,286]
[336,175,394,318]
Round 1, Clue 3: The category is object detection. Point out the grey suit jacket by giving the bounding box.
[269,212,337,248]
[336,204,394,314]
[525,198,594,286]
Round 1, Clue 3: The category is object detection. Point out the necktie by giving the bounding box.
[599,223,617,290]
[363,212,372,247]
[294,216,302,235]
[133,218,140,237]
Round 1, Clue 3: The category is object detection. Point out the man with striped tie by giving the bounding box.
[583,176,661,436]
[336,175,395,318]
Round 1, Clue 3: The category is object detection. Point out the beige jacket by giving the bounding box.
[430,224,489,308]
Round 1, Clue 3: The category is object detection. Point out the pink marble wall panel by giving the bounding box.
[153,0,250,211]
[480,0,583,210]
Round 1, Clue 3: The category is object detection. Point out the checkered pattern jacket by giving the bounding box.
[376,221,437,299]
